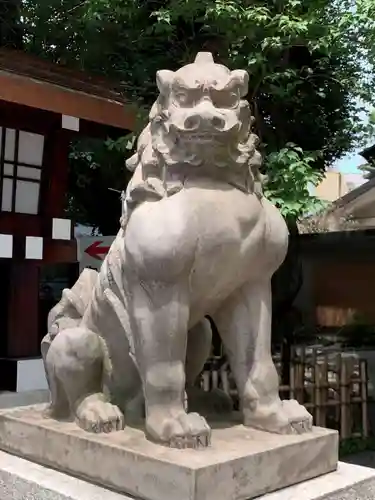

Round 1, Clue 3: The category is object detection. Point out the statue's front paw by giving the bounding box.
[244,399,313,435]
[281,399,313,433]
[76,397,125,433]
[146,411,211,448]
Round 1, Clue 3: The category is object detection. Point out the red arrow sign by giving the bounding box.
[84,241,110,260]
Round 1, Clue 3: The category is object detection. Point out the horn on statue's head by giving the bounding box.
[194,52,214,65]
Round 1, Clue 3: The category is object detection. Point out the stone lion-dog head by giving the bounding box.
[123,52,263,224]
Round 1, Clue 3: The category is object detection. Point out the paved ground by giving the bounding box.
[0,390,49,409]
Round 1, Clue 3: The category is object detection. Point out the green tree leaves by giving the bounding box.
[264,144,325,218]
[18,0,375,228]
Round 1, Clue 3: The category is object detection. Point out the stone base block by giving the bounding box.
[2,454,375,500]
[0,404,338,500]
[262,461,375,499]
[0,450,127,500]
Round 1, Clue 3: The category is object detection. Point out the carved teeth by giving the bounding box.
[182,134,219,141]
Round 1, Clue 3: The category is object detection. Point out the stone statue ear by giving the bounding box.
[156,70,174,96]
[230,69,249,97]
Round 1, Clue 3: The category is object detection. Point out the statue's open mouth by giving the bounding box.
[180,133,221,143]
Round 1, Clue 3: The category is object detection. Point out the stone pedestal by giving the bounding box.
[262,461,375,499]
[2,451,375,500]
[0,405,338,500]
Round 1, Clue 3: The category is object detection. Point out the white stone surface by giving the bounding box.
[17,359,49,392]
[52,218,71,240]
[0,450,128,500]
[0,452,374,500]
[0,233,12,258]
[25,236,43,260]
[261,461,375,499]
[0,405,338,500]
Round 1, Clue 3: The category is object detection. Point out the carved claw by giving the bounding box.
[282,399,313,434]
[243,398,313,435]
[146,411,211,449]
[76,400,125,434]
[169,432,211,449]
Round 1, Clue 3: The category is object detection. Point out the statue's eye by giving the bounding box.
[174,91,189,105]
[211,90,239,109]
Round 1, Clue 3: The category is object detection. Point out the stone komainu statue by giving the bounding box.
[42,52,312,448]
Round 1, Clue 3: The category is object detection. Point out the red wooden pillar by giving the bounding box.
[7,262,40,358]
[42,129,71,219]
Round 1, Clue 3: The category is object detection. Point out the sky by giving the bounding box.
[335,151,364,174]
[333,103,372,177]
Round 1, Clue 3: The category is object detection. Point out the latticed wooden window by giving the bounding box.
[0,128,45,214]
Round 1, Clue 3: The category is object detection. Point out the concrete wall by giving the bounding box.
[313,171,365,203]
[315,171,349,202]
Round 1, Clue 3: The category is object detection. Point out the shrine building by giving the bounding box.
[0,48,135,392]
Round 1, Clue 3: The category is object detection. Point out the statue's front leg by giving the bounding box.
[130,280,211,448]
[213,280,312,434]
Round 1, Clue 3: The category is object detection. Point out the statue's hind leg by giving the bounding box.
[129,281,211,448]
[213,280,312,434]
[41,334,70,419]
[44,326,125,433]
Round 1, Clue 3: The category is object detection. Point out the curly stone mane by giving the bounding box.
[122,70,264,228]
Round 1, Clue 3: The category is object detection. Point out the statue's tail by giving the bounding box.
[83,230,137,364]
[103,288,137,366]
